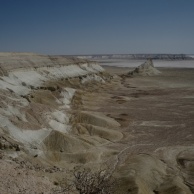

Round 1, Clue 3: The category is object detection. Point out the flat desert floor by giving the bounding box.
[101,66,194,154]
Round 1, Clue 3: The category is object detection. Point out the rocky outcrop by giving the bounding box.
[128,59,161,76]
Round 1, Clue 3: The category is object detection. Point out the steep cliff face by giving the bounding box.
[0,53,104,95]
[0,53,113,159]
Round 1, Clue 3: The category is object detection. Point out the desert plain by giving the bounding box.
[0,53,194,194]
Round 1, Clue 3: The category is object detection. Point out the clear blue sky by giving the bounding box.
[0,0,194,55]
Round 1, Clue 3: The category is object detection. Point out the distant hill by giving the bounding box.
[58,54,194,60]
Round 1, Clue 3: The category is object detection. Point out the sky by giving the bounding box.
[0,0,194,55]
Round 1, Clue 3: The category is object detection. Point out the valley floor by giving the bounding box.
[74,66,194,193]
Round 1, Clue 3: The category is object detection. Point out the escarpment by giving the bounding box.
[0,53,194,193]
[0,53,114,157]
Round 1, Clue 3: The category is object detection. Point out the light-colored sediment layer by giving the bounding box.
[0,55,103,95]
[0,53,109,155]
[128,59,161,76]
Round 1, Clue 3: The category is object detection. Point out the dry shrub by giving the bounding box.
[54,167,115,194]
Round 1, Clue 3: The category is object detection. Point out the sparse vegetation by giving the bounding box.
[55,167,115,194]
